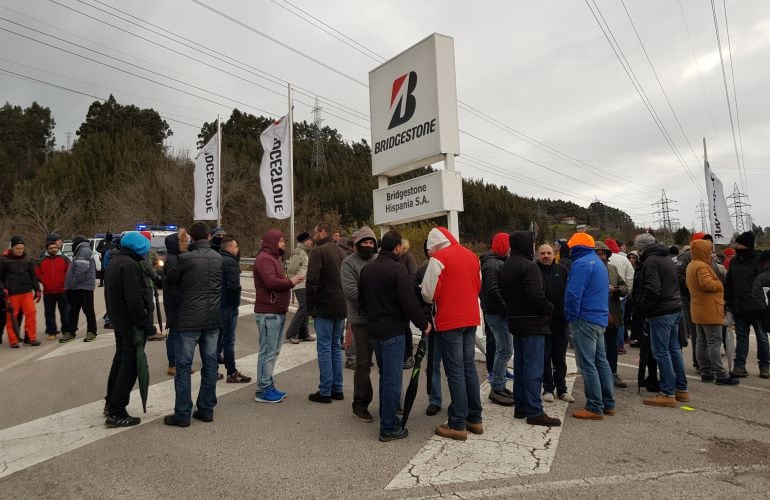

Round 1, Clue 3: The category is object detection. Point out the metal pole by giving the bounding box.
[288,83,295,252]
[378,175,389,238]
[703,137,708,162]
[445,153,459,239]
[217,115,222,228]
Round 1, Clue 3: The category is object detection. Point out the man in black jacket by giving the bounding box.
[500,231,560,427]
[220,238,250,383]
[537,243,573,403]
[751,251,770,362]
[726,231,768,378]
[164,221,223,427]
[104,231,151,427]
[634,233,688,407]
[360,230,430,442]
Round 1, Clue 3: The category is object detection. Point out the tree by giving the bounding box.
[673,226,691,246]
[76,95,171,146]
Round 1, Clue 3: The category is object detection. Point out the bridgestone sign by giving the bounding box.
[373,170,463,226]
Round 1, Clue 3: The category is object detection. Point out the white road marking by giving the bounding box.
[0,340,317,479]
[387,356,578,490]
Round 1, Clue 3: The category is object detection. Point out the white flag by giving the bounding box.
[193,131,219,221]
[704,161,734,245]
[259,116,292,219]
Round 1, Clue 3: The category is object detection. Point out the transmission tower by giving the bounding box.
[653,189,679,233]
[726,183,752,233]
[65,132,72,151]
[310,96,327,170]
[696,199,709,233]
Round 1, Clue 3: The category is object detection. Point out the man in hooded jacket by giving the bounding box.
[62,235,97,343]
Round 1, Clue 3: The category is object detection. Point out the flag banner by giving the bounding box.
[193,131,219,221]
[704,161,735,245]
[259,116,292,219]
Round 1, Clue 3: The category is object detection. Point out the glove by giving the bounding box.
[34,290,41,303]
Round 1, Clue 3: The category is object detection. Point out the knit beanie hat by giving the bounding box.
[491,232,510,257]
[121,231,151,257]
[735,231,755,249]
[634,233,657,253]
[691,232,706,241]
[567,233,595,249]
[9,235,24,247]
[45,233,61,243]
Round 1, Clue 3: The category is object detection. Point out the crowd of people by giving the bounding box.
[2,223,769,443]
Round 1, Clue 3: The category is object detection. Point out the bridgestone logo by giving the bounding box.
[374,119,436,155]
[205,153,215,213]
[268,138,286,214]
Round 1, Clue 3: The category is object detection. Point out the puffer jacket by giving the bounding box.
[162,232,183,329]
[253,229,295,314]
[306,235,347,319]
[166,239,222,330]
[221,251,242,309]
[65,241,96,291]
[751,266,770,329]
[36,254,69,294]
[480,251,506,316]
[501,231,553,335]
[538,261,569,327]
[287,243,310,290]
[686,239,724,325]
[564,246,609,326]
[634,244,682,319]
[105,248,149,331]
[0,251,39,295]
[725,248,760,316]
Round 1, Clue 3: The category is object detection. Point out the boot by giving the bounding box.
[643,394,677,407]
[760,366,769,379]
[465,421,484,435]
[435,423,467,441]
[675,390,690,402]
[613,374,628,388]
[572,408,603,420]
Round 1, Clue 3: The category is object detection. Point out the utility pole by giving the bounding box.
[726,183,751,233]
[65,132,72,151]
[653,189,679,235]
[310,96,327,170]
[696,198,708,233]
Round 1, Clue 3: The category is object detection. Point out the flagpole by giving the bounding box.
[703,137,708,163]
[217,115,222,228]
[288,83,295,252]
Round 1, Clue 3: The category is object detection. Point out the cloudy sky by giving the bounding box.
[1,0,768,230]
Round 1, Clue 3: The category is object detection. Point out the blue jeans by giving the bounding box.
[219,307,239,375]
[734,313,770,369]
[174,328,219,422]
[427,333,442,407]
[571,319,615,413]
[314,317,344,396]
[484,314,512,392]
[166,327,177,368]
[255,313,286,396]
[370,335,405,434]
[438,327,482,430]
[512,335,545,418]
[648,313,688,396]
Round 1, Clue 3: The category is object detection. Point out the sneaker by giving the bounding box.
[526,413,562,427]
[425,404,441,416]
[106,415,141,427]
[715,377,740,385]
[288,336,301,344]
[308,391,331,404]
[379,428,408,442]
[761,367,769,379]
[643,394,677,407]
[84,332,97,342]
[353,407,374,422]
[506,370,515,380]
[435,423,467,441]
[488,389,514,406]
[301,335,316,342]
[730,366,748,378]
[542,392,555,403]
[163,415,190,427]
[192,411,213,422]
[226,371,252,383]
[613,374,628,388]
[675,390,690,402]
[256,388,285,403]
[558,392,575,403]
[146,332,167,341]
[465,421,484,434]
[59,333,76,343]
[403,356,415,369]
[701,374,715,382]
[273,387,287,399]
[167,366,176,376]
[572,408,604,420]
[331,391,344,400]
[28,340,41,346]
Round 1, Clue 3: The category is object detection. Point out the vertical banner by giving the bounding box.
[704,161,735,245]
[259,116,292,219]
[193,131,219,221]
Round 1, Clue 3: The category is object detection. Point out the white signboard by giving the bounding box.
[373,170,463,226]
[369,33,460,177]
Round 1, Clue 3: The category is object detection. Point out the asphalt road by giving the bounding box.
[1,278,770,499]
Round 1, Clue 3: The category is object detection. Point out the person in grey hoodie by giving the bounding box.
[341,226,378,422]
[285,232,314,343]
[61,235,97,343]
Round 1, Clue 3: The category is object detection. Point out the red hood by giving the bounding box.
[604,238,620,254]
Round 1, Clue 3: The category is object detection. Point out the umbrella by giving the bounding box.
[401,332,428,429]
[153,286,164,332]
[3,290,21,343]
[132,327,150,412]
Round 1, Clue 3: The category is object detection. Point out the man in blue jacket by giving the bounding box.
[564,233,615,420]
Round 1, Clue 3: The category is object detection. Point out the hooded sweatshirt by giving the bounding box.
[685,239,724,325]
[606,238,634,293]
[253,229,295,314]
[64,237,96,291]
[340,226,378,324]
[421,227,481,331]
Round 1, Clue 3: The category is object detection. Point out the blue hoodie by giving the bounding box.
[564,245,609,326]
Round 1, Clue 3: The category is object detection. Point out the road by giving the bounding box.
[2,275,770,498]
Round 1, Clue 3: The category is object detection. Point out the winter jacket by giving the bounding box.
[162,233,183,329]
[724,248,760,316]
[751,266,770,329]
[65,241,96,291]
[360,250,428,341]
[400,251,418,284]
[220,251,242,309]
[104,248,149,331]
[287,243,310,290]
[0,251,40,296]
[634,244,682,319]
[606,262,628,328]
[306,235,347,319]
[500,231,553,335]
[421,227,481,332]
[686,239,724,325]
[564,246,609,326]
[537,261,569,327]
[253,230,295,314]
[677,249,722,298]
[558,244,572,271]
[166,239,222,330]
[35,254,69,295]
[341,250,374,325]
[608,252,634,294]
[480,251,507,316]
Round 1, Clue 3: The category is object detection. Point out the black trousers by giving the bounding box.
[67,289,96,334]
[543,323,568,394]
[485,320,496,373]
[106,329,141,417]
[351,323,374,411]
[604,327,619,374]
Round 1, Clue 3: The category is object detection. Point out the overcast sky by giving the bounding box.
[1,0,768,230]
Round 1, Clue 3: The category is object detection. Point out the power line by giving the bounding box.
[721,0,748,195]
[653,189,679,233]
[310,97,327,170]
[696,198,709,233]
[726,183,751,233]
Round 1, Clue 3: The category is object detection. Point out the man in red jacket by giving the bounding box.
[35,240,71,340]
[253,229,304,403]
